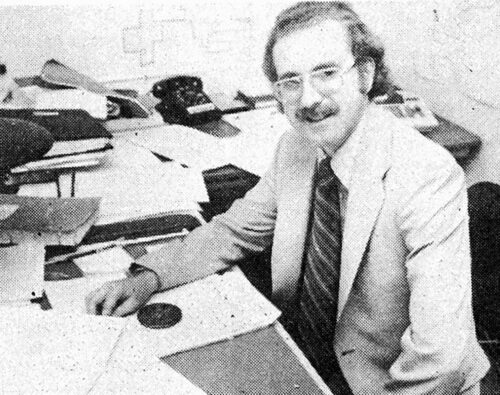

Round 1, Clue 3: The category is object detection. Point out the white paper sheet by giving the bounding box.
[125,125,230,171]
[0,308,126,394]
[90,321,206,394]
[74,246,134,275]
[21,86,108,119]
[222,108,290,176]
[126,110,290,176]
[44,272,127,314]
[74,139,206,225]
[128,268,281,358]
[0,238,45,302]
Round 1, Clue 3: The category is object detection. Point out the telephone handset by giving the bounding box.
[152,75,222,126]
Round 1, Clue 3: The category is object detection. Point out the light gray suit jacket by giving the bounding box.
[142,106,489,394]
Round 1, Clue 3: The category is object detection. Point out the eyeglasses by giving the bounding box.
[274,59,356,101]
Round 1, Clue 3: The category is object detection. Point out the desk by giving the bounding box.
[19,103,480,394]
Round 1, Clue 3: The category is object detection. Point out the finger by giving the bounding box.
[85,283,115,315]
[100,285,126,316]
[112,296,142,317]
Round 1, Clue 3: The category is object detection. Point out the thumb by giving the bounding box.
[112,296,143,317]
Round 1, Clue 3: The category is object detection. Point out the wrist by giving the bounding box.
[129,263,161,293]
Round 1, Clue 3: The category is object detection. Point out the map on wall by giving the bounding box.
[413,0,500,109]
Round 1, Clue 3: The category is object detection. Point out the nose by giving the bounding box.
[299,75,322,108]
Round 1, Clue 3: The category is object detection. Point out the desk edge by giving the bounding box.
[273,321,334,395]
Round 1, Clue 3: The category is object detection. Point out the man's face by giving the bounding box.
[273,20,371,155]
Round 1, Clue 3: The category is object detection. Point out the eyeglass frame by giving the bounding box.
[273,58,358,102]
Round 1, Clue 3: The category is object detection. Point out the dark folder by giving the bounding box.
[0,109,111,141]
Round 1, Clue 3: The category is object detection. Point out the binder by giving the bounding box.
[0,108,112,141]
[81,212,203,245]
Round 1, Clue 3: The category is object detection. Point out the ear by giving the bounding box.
[357,57,375,95]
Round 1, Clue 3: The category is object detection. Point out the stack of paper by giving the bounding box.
[20,85,108,119]
[125,110,290,176]
[73,139,207,225]
[19,138,208,226]
[44,138,111,157]
[39,59,150,118]
[12,138,112,175]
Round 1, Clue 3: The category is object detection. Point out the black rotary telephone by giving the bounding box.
[152,75,222,126]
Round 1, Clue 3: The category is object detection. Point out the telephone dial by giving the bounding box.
[152,75,222,126]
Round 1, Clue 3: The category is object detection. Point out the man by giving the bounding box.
[87,2,489,393]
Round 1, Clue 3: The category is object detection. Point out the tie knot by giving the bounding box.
[317,157,336,183]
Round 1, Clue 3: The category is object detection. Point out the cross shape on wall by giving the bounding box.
[122,9,166,67]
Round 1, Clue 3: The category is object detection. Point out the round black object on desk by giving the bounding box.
[138,303,182,329]
[0,117,54,170]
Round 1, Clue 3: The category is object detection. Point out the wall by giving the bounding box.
[0,0,498,184]
[353,0,500,185]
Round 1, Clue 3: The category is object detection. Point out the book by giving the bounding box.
[0,194,100,245]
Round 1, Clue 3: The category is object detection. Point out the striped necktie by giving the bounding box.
[297,156,344,382]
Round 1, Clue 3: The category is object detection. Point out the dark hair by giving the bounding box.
[263,1,392,100]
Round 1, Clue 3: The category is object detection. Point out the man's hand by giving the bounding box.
[85,271,160,317]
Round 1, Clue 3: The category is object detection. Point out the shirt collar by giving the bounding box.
[318,107,370,190]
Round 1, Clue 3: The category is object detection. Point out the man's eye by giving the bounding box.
[317,68,338,79]
[282,78,301,89]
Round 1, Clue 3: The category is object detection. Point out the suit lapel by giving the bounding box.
[272,134,316,307]
[337,107,392,319]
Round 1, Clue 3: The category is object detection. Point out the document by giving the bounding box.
[222,107,290,176]
[127,109,290,176]
[0,238,45,302]
[125,125,230,170]
[0,307,206,394]
[128,268,281,357]
[21,85,108,119]
[44,272,127,314]
[0,308,126,394]
[90,321,206,394]
[73,246,134,275]
[73,139,207,225]
[19,138,208,224]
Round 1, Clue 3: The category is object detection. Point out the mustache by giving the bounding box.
[294,100,340,122]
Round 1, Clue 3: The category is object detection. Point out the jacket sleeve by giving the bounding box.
[386,159,477,394]
[138,143,280,291]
